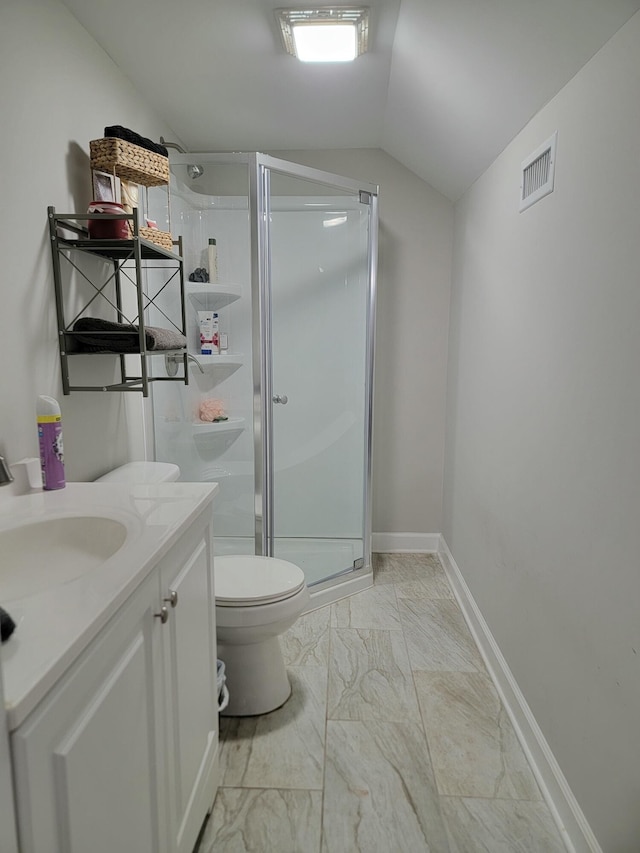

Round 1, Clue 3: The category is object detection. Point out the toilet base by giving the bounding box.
[218,636,291,716]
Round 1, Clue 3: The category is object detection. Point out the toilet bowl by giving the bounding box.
[95,463,309,717]
[215,555,310,716]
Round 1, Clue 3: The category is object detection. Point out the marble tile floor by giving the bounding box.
[199,553,566,853]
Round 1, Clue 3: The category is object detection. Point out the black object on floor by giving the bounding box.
[0,607,16,643]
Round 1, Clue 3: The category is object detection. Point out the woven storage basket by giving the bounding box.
[139,227,174,251]
[90,138,169,187]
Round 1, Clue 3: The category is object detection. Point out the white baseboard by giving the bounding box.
[372,532,440,553]
[438,537,602,853]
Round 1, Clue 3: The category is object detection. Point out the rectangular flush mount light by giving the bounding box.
[276,7,369,62]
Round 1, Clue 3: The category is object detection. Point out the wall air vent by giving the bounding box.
[519,131,557,212]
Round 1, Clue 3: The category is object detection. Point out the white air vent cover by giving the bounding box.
[519,131,557,212]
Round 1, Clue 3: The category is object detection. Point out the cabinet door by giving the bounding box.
[12,574,166,853]
[0,673,19,853]
[162,532,219,853]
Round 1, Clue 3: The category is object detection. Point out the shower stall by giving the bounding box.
[148,153,378,600]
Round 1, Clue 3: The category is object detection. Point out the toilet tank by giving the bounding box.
[95,462,180,484]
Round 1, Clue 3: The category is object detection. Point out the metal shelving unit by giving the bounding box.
[47,206,189,397]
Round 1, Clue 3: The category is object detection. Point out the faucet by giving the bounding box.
[186,353,205,373]
[164,353,205,376]
[0,456,14,486]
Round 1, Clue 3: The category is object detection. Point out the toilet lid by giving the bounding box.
[215,555,306,606]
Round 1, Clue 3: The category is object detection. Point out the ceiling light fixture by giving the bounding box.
[276,7,369,63]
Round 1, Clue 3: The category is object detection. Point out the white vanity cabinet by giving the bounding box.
[160,531,219,853]
[10,511,219,853]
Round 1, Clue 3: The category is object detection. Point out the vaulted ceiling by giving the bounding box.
[61,0,640,200]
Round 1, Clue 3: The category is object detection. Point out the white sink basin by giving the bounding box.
[0,516,128,601]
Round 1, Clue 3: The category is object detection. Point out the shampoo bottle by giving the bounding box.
[37,395,65,490]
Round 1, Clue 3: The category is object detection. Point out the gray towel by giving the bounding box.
[72,318,186,353]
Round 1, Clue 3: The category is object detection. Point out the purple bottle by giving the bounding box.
[37,395,65,490]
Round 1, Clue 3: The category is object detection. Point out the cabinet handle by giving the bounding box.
[164,590,178,608]
[154,606,169,624]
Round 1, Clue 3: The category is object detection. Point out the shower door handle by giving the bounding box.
[272,394,288,404]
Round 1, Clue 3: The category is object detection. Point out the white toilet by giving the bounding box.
[215,555,309,716]
[96,462,310,717]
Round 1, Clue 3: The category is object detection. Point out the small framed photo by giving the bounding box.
[92,169,121,203]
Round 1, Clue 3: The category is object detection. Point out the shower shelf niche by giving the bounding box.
[193,353,244,367]
[192,417,245,433]
[187,283,242,311]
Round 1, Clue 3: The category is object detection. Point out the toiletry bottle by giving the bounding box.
[212,312,220,353]
[199,311,220,355]
[37,395,65,490]
[208,238,218,283]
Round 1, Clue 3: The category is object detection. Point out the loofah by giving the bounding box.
[199,398,228,422]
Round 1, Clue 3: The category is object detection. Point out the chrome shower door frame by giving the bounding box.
[249,153,379,579]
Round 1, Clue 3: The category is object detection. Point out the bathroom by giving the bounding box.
[2,1,640,850]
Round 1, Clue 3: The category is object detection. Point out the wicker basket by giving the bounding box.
[90,138,169,187]
[139,227,173,251]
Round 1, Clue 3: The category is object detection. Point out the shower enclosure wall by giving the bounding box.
[148,153,378,597]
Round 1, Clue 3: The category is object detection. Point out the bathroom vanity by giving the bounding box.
[0,481,220,853]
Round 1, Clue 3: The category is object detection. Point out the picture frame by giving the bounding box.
[92,169,121,203]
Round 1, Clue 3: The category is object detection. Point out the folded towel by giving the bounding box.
[72,318,186,353]
[104,126,169,158]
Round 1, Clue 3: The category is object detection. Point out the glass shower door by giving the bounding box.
[261,161,376,585]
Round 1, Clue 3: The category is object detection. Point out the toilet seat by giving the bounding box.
[215,555,306,607]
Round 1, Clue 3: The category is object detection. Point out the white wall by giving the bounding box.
[273,150,454,536]
[0,0,177,481]
[444,11,640,850]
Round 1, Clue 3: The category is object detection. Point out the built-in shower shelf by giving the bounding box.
[193,352,243,368]
[199,461,254,481]
[191,417,245,433]
[187,283,241,310]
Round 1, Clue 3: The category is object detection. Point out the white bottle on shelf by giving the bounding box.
[208,239,218,283]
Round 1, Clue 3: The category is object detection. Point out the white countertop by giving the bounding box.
[0,481,218,730]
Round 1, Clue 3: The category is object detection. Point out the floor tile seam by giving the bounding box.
[436,786,551,804]
[396,597,464,615]
[391,584,426,717]
[437,792,551,804]
[410,669,441,769]
[216,784,325,793]
[399,653,455,841]
[329,625,405,634]
[395,592,457,601]
[393,598,438,782]
[407,625,466,807]
[318,614,334,853]
[325,711,423,724]
[409,665,489,675]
